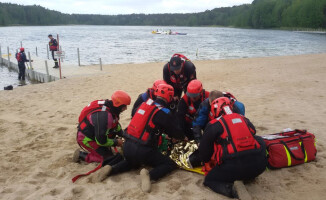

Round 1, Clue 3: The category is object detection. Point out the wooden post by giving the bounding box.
[7,46,10,67]
[45,60,49,76]
[20,41,22,48]
[0,45,2,64]
[57,34,62,79]
[36,47,38,56]
[47,44,49,59]
[28,52,33,70]
[77,48,80,66]
[100,58,102,71]
[196,48,198,57]
[45,60,50,82]
[60,46,63,62]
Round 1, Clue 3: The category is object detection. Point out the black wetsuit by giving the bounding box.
[163,61,196,99]
[131,89,155,117]
[16,52,29,81]
[176,96,202,140]
[77,101,123,163]
[106,99,184,181]
[198,118,267,197]
[49,38,58,67]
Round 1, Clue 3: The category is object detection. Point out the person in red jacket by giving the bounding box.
[90,84,184,192]
[15,48,33,81]
[163,54,196,99]
[131,79,166,117]
[73,90,131,164]
[176,79,209,140]
[198,97,267,198]
[48,34,59,68]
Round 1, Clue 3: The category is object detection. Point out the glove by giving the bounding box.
[192,126,202,144]
[108,123,123,138]
[112,123,123,137]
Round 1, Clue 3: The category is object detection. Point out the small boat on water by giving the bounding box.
[152,30,187,35]
[172,32,187,35]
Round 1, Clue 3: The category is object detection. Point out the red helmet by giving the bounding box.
[152,80,167,91]
[111,90,131,107]
[155,84,174,103]
[20,48,24,52]
[210,97,232,119]
[186,80,203,98]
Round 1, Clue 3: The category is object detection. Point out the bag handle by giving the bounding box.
[280,141,305,161]
[280,129,307,137]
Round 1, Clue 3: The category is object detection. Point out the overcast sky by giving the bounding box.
[1,0,254,15]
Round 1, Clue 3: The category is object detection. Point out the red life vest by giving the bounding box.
[203,108,260,175]
[167,54,190,85]
[78,100,119,138]
[182,90,210,123]
[16,52,22,62]
[49,39,58,51]
[125,99,162,145]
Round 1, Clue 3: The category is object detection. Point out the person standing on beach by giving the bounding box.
[73,90,131,164]
[131,79,166,117]
[163,53,196,100]
[198,97,267,198]
[48,34,59,68]
[15,47,32,81]
[92,84,184,192]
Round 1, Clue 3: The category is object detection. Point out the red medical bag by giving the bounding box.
[262,129,317,169]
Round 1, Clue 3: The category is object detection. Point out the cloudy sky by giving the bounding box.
[2,0,254,15]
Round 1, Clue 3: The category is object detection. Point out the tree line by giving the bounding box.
[0,0,325,29]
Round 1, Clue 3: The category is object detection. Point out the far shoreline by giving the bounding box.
[1,24,325,33]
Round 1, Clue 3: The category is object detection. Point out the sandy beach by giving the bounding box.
[0,53,326,200]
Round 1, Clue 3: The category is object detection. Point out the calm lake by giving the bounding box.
[1,25,326,89]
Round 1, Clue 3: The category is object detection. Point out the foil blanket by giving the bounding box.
[169,141,198,169]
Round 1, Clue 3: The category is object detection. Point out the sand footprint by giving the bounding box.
[1,187,14,194]
[257,126,268,131]
[56,127,68,131]
[47,187,63,196]
[71,186,85,197]
[315,162,324,168]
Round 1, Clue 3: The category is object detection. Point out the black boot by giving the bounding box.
[72,149,88,162]
[204,181,237,198]
[188,150,202,168]
[53,62,59,68]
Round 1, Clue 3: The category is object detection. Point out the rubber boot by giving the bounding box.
[90,165,112,183]
[188,150,202,168]
[53,61,59,68]
[72,149,88,162]
[204,181,237,198]
[140,168,151,193]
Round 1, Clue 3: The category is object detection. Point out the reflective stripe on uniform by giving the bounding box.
[82,136,93,149]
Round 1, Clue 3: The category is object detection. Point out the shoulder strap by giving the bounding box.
[220,117,237,153]
[139,106,159,139]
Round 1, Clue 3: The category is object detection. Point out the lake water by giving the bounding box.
[0,64,34,90]
[1,25,326,89]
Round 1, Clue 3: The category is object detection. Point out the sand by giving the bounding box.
[0,53,325,200]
